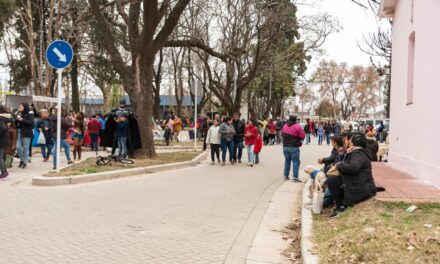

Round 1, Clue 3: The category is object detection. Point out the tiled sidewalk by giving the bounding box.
[373,163,440,203]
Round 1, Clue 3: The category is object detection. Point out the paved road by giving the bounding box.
[0,139,329,264]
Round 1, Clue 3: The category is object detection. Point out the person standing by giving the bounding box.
[5,122,17,170]
[15,103,34,169]
[219,117,235,166]
[173,115,182,142]
[115,115,129,159]
[36,109,53,162]
[304,118,312,145]
[98,113,106,150]
[282,115,305,182]
[318,122,324,145]
[50,107,73,170]
[88,115,101,151]
[268,119,276,145]
[231,113,245,163]
[244,119,258,167]
[72,112,86,162]
[333,120,342,137]
[0,105,11,179]
[275,117,283,144]
[206,119,221,165]
[324,121,332,145]
[254,131,263,165]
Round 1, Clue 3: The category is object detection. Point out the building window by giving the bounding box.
[407,32,415,105]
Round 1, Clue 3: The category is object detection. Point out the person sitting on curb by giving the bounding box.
[318,135,345,174]
[366,131,379,162]
[326,133,377,218]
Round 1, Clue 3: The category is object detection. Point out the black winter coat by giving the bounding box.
[337,148,377,206]
[232,120,245,141]
[366,139,379,162]
[16,112,34,138]
[0,116,11,148]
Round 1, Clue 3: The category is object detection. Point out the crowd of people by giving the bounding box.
[0,99,140,180]
[0,99,386,215]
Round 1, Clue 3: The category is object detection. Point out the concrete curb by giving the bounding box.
[301,180,319,264]
[32,152,207,186]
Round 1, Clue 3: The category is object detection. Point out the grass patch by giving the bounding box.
[44,151,202,177]
[314,199,440,263]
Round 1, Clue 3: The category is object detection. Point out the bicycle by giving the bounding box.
[95,151,134,166]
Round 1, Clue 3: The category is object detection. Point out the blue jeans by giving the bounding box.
[318,134,323,145]
[118,137,127,158]
[283,147,300,179]
[41,137,54,159]
[305,133,311,144]
[221,139,233,162]
[326,133,331,145]
[232,139,243,161]
[246,144,255,164]
[52,139,72,167]
[89,132,99,151]
[16,133,32,163]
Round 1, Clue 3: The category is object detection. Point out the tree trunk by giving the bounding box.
[71,42,80,112]
[131,56,155,158]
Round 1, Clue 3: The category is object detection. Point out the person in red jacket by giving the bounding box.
[254,132,263,165]
[87,115,101,151]
[268,119,277,145]
[244,119,258,167]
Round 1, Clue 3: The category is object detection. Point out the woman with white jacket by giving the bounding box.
[206,119,221,165]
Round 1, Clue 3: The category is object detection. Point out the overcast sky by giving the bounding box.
[0,0,390,94]
[298,0,389,73]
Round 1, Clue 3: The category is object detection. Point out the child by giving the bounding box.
[318,135,344,173]
[254,132,263,165]
[206,119,221,165]
[116,115,129,159]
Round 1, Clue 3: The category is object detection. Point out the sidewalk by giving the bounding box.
[3,151,98,185]
[373,162,440,203]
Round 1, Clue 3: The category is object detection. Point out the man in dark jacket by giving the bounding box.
[304,119,313,145]
[326,133,377,217]
[275,117,283,144]
[282,115,305,182]
[231,113,245,163]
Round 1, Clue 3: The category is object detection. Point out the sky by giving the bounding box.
[298,0,389,73]
[0,0,390,96]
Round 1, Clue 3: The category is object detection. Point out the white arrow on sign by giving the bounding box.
[53,47,67,62]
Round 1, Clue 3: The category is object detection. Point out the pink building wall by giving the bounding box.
[383,0,440,187]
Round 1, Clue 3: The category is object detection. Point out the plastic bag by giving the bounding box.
[312,182,324,214]
[37,131,46,145]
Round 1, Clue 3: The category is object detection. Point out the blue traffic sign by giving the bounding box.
[46,40,73,69]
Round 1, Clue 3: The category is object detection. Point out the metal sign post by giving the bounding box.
[194,81,198,151]
[46,40,73,172]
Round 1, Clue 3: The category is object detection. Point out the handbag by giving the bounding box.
[37,131,46,145]
[312,182,324,214]
[326,164,340,176]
